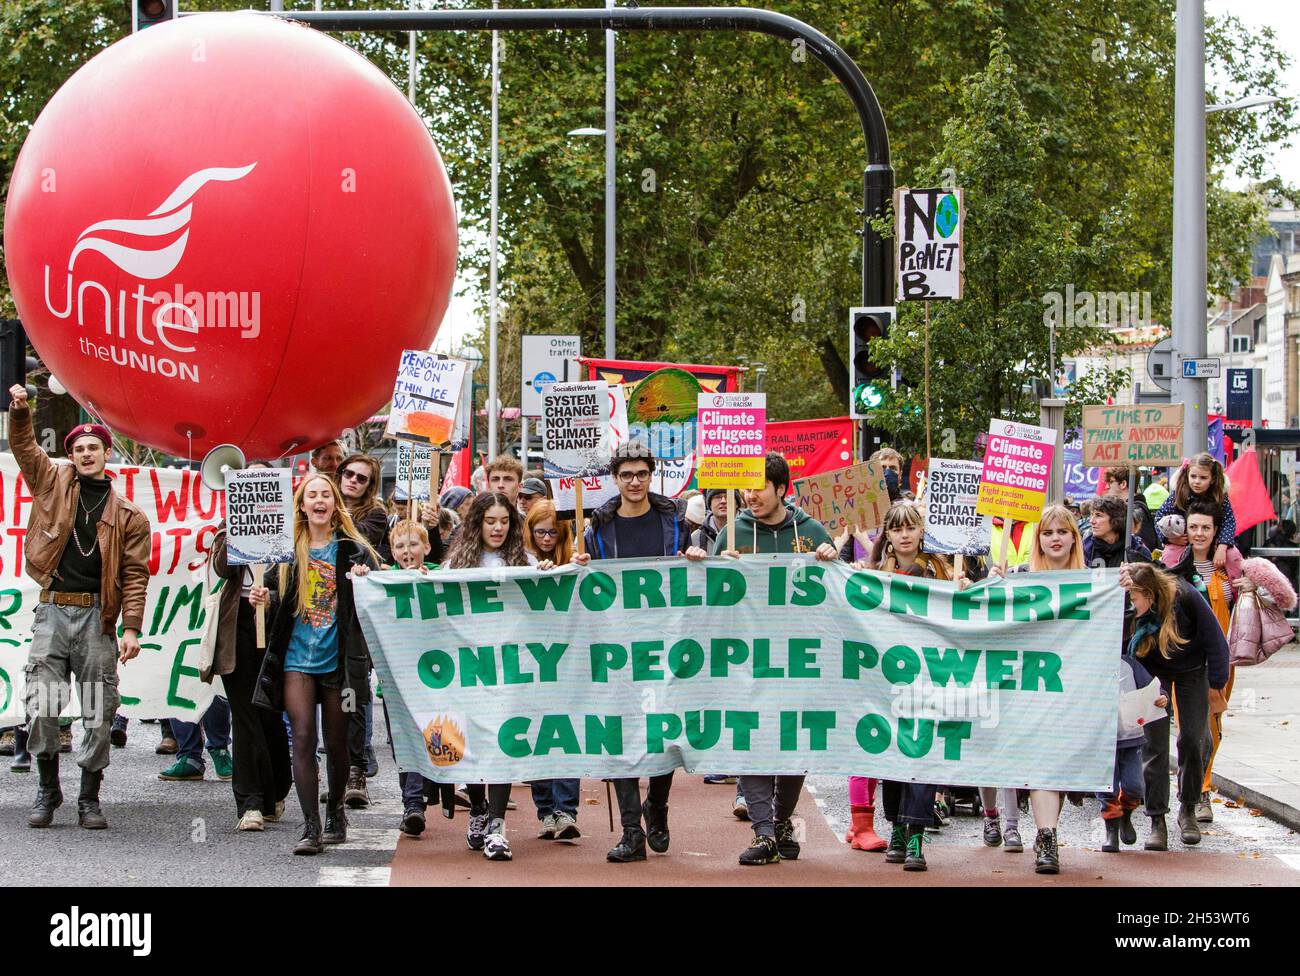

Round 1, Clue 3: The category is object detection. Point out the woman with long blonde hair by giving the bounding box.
[249,475,379,855]
[1120,561,1229,851]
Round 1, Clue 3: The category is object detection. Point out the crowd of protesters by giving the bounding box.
[4,387,1296,875]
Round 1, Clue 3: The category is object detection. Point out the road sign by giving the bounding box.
[521,334,581,418]
[1226,367,1262,425]
[1182,357,1221,379]
[1146,337,1173,392]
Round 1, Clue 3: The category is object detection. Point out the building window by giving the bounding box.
[1232,335,1252,353]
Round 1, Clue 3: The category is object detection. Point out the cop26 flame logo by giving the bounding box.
[67,164,257,279]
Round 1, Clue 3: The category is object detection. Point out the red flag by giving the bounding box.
[1225,448,1276,533]
[440,444,472,495]
[765,416,855,494]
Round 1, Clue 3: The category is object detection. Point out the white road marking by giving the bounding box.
[318,866,392,887]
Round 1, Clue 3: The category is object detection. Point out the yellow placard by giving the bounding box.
[976,482,1046,524]
[696,456,765,489]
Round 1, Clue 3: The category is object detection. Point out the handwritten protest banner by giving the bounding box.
[0,453,223,725]
[223,467,294,565]
[356,559,1122,790]
[924,458,992,555]
[896,187,964,301]
[696,393,766,489]
[1081,403,1184,467]
[396,442,434,501]
[792,462,889,535]
[385,350,468,446]
[976,418,1056,524]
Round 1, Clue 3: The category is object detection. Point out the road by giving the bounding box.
[3,718,1297,886]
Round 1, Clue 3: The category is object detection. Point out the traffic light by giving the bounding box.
[849,306,894,420]
[134,1,175,32]
[0,318,39,400]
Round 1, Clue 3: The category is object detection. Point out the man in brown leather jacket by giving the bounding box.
[8,384,151,830]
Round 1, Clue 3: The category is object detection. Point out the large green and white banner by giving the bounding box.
[356,558,1125,791]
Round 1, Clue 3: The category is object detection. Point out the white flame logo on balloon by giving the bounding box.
[67,163,257,280]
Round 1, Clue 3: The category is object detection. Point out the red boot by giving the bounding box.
[845,803,887,851]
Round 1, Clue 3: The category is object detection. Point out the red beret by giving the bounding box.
[64,423,112,455]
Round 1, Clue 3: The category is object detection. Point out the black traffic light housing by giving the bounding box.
[0,318,39,401]
[849,306,894,420]
[135,1,175,32]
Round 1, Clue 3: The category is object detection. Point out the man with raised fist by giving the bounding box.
[8,384,151,830]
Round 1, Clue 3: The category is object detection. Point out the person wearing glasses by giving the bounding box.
[574,442,709,863]
[335,453,387,807]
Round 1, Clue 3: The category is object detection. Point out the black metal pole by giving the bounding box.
[245,6,893,406]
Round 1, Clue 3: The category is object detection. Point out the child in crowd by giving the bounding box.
[1153,453,1237,570]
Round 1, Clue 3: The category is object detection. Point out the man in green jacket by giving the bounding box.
[714,452,839,865]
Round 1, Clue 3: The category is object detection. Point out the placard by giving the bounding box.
[923,458,992,555]
[895,186,964,301]
[223,467,295,566]
[396,442,434,501]
[975,418,1056,524]
[385,350,468,446]
[542,381,613,479]
[1081,403,1184,467]
[696,392,767,489]
[792,461,889,535]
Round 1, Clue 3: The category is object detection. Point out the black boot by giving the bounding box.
[77,769,108,830]
[28,755,62,828]
[1145,815,1168,851]
[1119,809,1137,845]
[884,823,907,864]
[642,799,669,853]
[11,727,31,772]
[322,803,348,845]
[606,827,647,863]
[1177,805,1201,845]
[1101,819,1120,853]
[294,813,324,855]
[903,824,928,872]
[1034,828,1060,874]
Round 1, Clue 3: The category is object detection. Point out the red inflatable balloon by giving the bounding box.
[4,13,458,459]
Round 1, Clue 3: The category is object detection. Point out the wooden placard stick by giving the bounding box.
[253,564,266,648]
[727,493,736,553]
[575,479,586,556]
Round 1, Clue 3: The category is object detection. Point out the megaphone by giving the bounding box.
[200,443,246,491]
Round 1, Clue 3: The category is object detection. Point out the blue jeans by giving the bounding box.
[171,697,232,768]
[1097,744,1144,808]
[882,780,934,826]
[401,771,436,809]
[530,779,580,819]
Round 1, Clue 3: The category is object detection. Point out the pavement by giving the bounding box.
[4,668,1300,886]
[1210,643,1300,832]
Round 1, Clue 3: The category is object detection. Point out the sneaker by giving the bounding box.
[159,758,203,781]
[1003,824,1024,852]
[982,816,1003,847]
[738,834,781,865]
[58,727,73,753]
[238,809,265,831]
[903,827,927,871]
[884,823,907,864]
[931,798,949,828]
[703,774,737,785]
[209,747,233,781]
[1195,792,1214,824]
[0,730,13,756]
[607,827,646,862]
[156,734,178,755]
[483,819,512,861]
[732,792,750,821]
[553,810,580,840]
[401,806,426,837]
[110,715,127,748]
[537,812,558,840]
[775,818,801,860]
[264,800,286,823]
[343,766,370,808]
[466,811,490,851]
[364,745,379,779]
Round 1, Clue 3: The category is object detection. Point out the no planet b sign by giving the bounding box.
[895,187,964,301]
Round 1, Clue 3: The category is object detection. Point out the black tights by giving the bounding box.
[285,671,348,821]
[464,783,512,821]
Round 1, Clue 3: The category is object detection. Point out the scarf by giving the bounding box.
[1127,612,1159,659]
[1090,533,1125,566]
